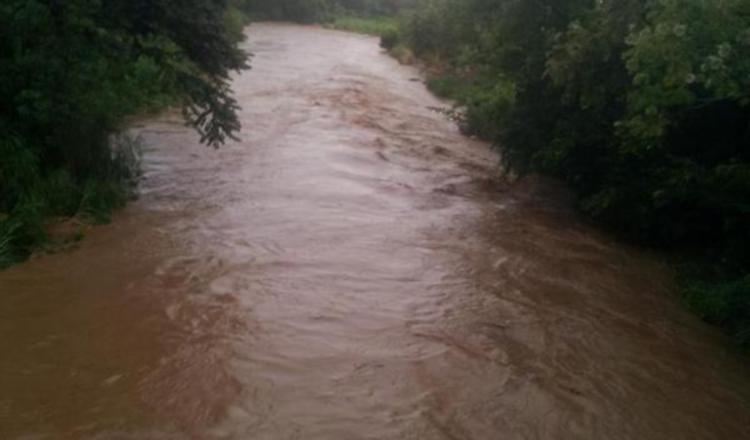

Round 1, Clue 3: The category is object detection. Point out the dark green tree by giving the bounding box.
[396,0,750,345]
[0,0,249,265]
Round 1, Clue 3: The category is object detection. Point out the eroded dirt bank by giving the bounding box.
[1,24,749,439]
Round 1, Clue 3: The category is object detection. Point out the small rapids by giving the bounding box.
[1,24,748,439]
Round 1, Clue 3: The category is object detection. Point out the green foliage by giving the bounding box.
[426,74,466,100]
[380,26,401,49]
[240,0,336,23]
[397,0,750,346]
[399,0,474,57]
[226,2,253,43]
[1,0,249,267]
[239,0,411,23]
[0,222,18,268]
[685,275,750,346]
[328,16,398,37]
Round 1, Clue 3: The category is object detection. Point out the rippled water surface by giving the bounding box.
[1,24,749,439]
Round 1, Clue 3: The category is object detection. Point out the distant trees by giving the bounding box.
[239,0,409,22]
[0,0,249,265]
[393,0,750,345]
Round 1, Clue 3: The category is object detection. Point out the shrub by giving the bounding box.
[0,0,249,267]
[685,276,750,346]
[396,0,750,346]
[380,27,401,49]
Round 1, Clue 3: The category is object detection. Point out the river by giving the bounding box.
[1,24,749,439]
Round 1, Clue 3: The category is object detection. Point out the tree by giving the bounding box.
[397,0,750,345]
[0,0,249,264]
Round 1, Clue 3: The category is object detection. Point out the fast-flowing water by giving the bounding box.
[1,24,749,439]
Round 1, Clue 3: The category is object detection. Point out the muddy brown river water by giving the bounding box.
[1,24,750,439]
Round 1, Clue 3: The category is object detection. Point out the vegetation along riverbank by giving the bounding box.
[245,0,750,347]
[0,0,252,267]
[409,0,750,348]
[3,0,749,350]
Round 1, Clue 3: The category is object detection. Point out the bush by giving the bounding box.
[389,44,416,65]
[380,27,401,49]
[0,0,249,267]
[328,16,398,36]
[685,276,750,346]
[396,0,750,347]
[240,0,413,24]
